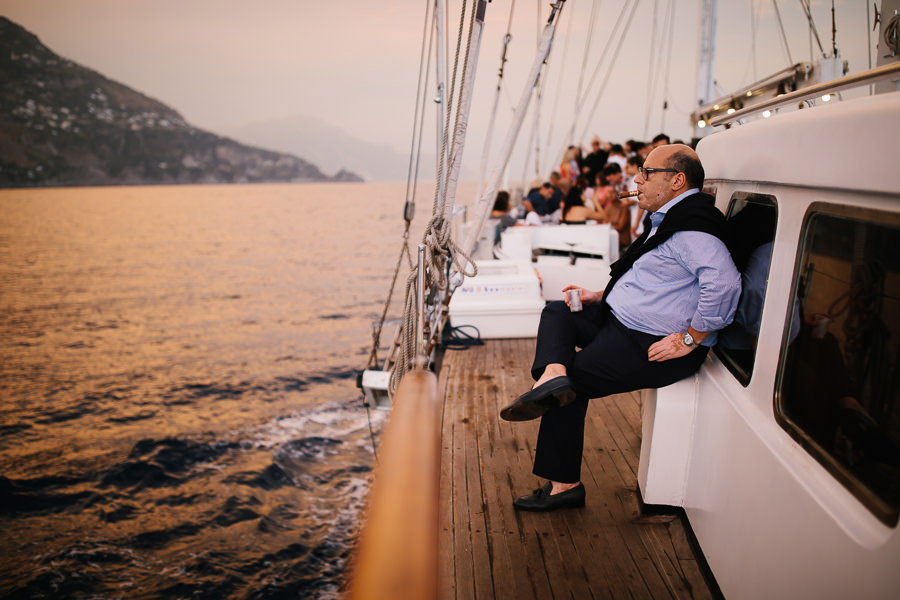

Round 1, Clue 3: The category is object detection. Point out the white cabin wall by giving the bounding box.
[682,183,900,598]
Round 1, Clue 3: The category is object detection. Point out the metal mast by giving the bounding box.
[434,0,447,211]
[462,1,567,259]
[694,0,718,138]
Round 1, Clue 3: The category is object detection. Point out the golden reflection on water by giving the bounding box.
[0,181,473,597]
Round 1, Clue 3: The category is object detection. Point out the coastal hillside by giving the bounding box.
[0,17,362,187]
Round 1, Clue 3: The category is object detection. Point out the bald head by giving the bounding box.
[650,144,704,190]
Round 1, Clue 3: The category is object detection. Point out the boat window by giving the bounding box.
[714,193,778,386]
[776,205,900,527]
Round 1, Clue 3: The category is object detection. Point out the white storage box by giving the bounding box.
[498,223,619,263]
[448,260,545,339]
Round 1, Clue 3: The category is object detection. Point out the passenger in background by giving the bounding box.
[548,171,565,207]
[624,155,645,242]
[651,133,671,148]
[523,183,556,217]
[607,144,628,169]
[638,143,653,160]
[604,191,632,252]
[560,187,606,224]
[591,163,623,212]
[560,146,579,182]
[624,139,641,158]
[582,137,608,182]
[490,190,518,234]
[630,140,647,158]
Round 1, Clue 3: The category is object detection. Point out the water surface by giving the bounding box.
[0,182,444,598]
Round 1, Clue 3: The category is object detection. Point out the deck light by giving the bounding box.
[727,108,736,114]
[762,110,772,118]
[821,94,832,102]
[697,119,707,128]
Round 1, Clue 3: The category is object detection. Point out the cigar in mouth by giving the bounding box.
[617,190,640,199]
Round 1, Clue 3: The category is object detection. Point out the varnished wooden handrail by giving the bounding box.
[347,368,442,600]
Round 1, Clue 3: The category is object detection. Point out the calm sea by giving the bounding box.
[0,181,461,599]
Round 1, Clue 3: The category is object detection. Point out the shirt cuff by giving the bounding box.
[690,314,730,333]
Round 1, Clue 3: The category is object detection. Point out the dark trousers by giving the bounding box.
[531,301,709,483]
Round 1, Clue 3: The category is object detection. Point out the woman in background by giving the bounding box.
[560,187,606,224]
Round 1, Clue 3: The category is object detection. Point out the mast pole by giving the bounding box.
[694,0,718,139]
[477,32,512,196]
[434,0,447,211]
[462,1,567,259]
[439,0,488,225]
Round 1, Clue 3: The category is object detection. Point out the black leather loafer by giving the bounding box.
[499,375,575,422]
[513,482,585,511]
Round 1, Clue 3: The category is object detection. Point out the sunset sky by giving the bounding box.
[1,0,874,177]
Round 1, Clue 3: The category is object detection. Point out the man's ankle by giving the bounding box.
[550,481,580,495]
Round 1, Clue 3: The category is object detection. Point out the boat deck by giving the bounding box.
[438,338,714,599]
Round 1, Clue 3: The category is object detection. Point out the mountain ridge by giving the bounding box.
[0,17,362,187]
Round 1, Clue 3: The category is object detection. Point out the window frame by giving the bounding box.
[774,201,900,527]
[713,192,778,387]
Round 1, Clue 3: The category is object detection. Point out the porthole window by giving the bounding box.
[776,205,900,526]
[714,193,778,386]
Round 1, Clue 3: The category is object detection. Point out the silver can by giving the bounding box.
[566,288,583,312]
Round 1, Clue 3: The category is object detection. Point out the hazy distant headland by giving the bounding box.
[222,114,437,183]
[0,17,362,188]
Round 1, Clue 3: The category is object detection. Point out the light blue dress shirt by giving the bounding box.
[606,190,741,346]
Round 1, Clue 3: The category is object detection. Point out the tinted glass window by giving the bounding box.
[777,207,900,526]
[715,193,778,385]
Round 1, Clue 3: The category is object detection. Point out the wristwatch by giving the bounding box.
[683,332,697,348]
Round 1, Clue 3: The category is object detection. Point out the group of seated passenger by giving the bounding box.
[489,132,685,252]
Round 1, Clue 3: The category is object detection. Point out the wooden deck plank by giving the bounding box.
[493,340,554,599]
[450,386,475,597]
[437,338,713,599]
[463,366,495,600]
[474,356,535,599]
[466,350,515,600]
[439,361,457,599]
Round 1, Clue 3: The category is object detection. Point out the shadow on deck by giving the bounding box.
[438,338,714,599]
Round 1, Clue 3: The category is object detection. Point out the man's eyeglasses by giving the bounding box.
[639,167,678,179]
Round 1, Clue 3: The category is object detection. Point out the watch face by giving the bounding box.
[684,333,695,347]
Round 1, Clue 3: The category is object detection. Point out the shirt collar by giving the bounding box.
[654,188,700,217]
[647,188,700,233]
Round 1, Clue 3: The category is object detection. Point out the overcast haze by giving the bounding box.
[1,0,873,180]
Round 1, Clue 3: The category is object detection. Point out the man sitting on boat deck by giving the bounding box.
[500,144,741,512]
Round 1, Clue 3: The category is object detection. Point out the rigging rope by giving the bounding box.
[543,0,575,174]
[391,0,483,394]
[575,0,600,105]
[404,0,435,209]
[644,0,660,139]
[799,0,826,58]
[551,0,633,163]
[365,0,435,372]
[772,0,794,66]
[659,0,675,133]
[577,0,641,143]
[432,0,469,221]
[643,0,673,138]
[477,0,516,193]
